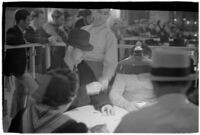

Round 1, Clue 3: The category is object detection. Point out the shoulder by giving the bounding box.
[53,119,88,133]
[7,26,18,34]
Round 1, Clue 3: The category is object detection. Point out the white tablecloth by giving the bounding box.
[64,105,128,132]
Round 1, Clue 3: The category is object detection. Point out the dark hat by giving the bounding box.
[68,29,93,51]
[77,9,91,17]
[32,69,78,107]
[150,47,197,81]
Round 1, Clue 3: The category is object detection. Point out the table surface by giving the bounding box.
[64,105,128,133]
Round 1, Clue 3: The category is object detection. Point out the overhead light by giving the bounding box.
[194,21,197,25]
[194,33,197,37]
[183,18,186,21]
[174,18,177,22]
[186,21,190,24]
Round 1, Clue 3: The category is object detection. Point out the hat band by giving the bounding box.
[151,67,191,77]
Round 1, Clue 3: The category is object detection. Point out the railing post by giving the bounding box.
[30,45,36,79]
[45,44,51,70]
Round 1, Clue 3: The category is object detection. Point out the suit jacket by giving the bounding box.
[48,60,111,111]
[4,25,27,77]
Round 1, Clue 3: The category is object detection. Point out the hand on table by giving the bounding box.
[86,82,103,95]
[101,104,115,116]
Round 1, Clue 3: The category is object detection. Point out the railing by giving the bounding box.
[5,42,66,79]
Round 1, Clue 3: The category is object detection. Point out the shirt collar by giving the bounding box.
[16,25,24,33]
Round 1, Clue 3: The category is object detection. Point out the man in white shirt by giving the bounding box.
[82,9,118,90]
[115,47,198,133]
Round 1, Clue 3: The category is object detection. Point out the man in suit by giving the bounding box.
[4,9,38,118]
[115,47,198,133]
[48,29,114,115]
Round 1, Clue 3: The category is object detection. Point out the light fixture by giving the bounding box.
[186,21,190,24]
[194,33,197,37]
[174,18,177,22]
[194,21,197,25]
[183,18,186,21]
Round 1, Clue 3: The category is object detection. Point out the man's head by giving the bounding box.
[150,47,196,97]
[63,11,74,29]
[92,9,110,26]
[51,9,64,26]
[66,29,93,66]
[31,9,45,28]
[78,9,93,25]
[15,9,31,29]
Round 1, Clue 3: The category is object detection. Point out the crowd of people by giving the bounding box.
[4,8,198,133]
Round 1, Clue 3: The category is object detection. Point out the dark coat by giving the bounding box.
[4,25,27,77]
[75,18,87,29]
[8,109,88,133]
[48,60,111,111]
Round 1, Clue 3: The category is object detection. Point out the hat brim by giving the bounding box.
[149,73,197,81]
[73,43,93,51]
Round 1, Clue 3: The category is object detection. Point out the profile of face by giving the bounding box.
[85,14,93,24]
[21,15,31,29]
[54,15,64,26]
[64,16,74,28]
[71,47,85,66]
[92,9,110,25]
[37,13,45,27]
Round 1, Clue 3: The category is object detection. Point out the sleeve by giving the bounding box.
[6,28,18,45]
[109,73,130,110]
[43,23,62,42]
[102,31,118,81]
[53,119,88,133]
[78,61,111,110]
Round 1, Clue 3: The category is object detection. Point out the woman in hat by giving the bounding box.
[9,68,88,133]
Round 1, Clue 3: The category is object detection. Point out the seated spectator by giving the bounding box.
[9,68,88,133]
[75,9,93,29]
[43,9,67,67]
[115,47,198,133]
[170,28,186,47]
[48,29,114,114]
[24,9,50,73]
[110,43,156,112]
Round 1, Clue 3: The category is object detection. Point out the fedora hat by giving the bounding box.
[68,29,93,51]
[150,47,197,81]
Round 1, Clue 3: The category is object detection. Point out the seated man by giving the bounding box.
[110,44,156,112]
[9,68,88,133]
[48,29,114,115]
[115,47,198,133]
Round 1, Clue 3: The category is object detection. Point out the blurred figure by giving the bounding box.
[171,28,186,47]
[43,9,67,67]
[110,43,155,112]
[61,11,74,38]
[82,9,118,90]
[4,9,38,118]
[24,9,50,73]
[75,9,93,29]
[9,69,88,133]
[110,18,123,41]
[48,29,114,115]
[115,47,198,133]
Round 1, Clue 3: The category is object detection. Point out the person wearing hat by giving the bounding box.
[115,47,198,133]
[9,68,89,133]
[110,42,156,112]
[48,29,114,115]
[75,9,93,29]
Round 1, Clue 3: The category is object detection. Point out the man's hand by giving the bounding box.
[86,82,103,95]
[101,104,115,116]
[99,77,109,90]
[125,102,139,112]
